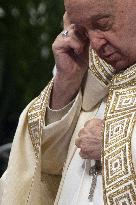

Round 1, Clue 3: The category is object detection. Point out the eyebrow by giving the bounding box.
[69,13,112,25]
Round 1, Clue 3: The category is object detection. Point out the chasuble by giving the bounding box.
[0,50,136,205]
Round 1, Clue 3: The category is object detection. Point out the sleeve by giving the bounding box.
[41,90,82,175]
[45,99,75,125]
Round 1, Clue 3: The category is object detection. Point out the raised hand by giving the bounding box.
[50,12,89,109]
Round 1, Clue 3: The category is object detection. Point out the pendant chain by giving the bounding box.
[88,160,102,202]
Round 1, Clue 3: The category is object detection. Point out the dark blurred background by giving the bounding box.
[0,0,64,176]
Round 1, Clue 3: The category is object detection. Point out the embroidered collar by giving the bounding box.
[112,63,136,88]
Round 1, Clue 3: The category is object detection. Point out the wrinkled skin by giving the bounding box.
[51,0,136,160]
[65,0,136,71]
[51,15,89,110]
[75,119,104,160]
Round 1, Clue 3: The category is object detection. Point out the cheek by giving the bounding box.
[111,24,136,52]
[104,31,128,53]
[116,36,136,59]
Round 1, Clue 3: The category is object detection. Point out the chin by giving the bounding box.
[109,60,130,73]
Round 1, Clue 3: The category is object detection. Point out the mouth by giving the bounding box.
[101,52,121,65]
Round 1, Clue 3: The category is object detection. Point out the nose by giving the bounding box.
[88,31,107,52]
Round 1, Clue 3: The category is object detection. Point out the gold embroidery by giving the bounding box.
[26,58,136,204]
[102,66,136,205]
[26,79,53,204]
[89,49,115,85]
[28,79,53,158]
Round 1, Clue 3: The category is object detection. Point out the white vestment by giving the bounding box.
[57,101,106,205]
[54,97,136,205]
[0,51,136,205]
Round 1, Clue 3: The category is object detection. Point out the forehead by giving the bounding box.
[65,0,115,24]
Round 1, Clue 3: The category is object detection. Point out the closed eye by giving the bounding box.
[91,14,113,31]
[93,17,113,31]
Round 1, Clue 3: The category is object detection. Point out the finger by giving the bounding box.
[80,148,101,160]
[53,35,84,56]
[76,134,93,148]
[84,119,104,128]
[84,120,90,127]
[79,150,88,159]
[78,128,86,137]
[75,138,81,148]
[92,118,104,127]
[92,152,101,160]
[64,24,85,54]
[53,25,86,55]
[76,129,87,148]
[63,24,88,47]
[62,24,89,47]
[75,137,86,148]
[74,24,89,42]
[63,12,71,29]
[87,126,104,137]
[63,11,89,42]
[79,148,94,159]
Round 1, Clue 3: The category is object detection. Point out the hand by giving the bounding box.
[75,119,104,160]
[52,23,89,79]
[51,12,89,109]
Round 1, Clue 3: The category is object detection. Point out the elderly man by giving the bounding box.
[0,0,136,205]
